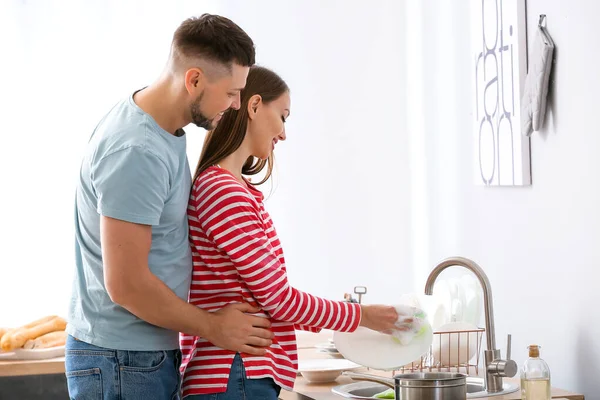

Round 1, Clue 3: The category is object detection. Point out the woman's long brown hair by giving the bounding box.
[193,66,289,185]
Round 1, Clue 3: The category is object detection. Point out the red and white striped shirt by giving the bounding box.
[180,166,362,397]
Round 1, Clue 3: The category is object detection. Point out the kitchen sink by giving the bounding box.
[331,381,392,399]
[465,377,519,398]
[331,377,519,399]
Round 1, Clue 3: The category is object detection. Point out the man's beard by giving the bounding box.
[190,92,217,130]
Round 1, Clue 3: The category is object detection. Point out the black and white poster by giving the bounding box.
[473,0,531,186]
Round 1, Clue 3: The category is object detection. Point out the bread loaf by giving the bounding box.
[23,330,67,349]
[1,316,67,351]
[0,328,18,352]
[0,328,9,348]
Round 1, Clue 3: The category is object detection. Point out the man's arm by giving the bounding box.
[101,216,273,355]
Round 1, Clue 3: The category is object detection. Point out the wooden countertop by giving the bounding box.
[0,357,65,377]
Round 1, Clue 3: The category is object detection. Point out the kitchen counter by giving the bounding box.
[279,373,584,400]
[280,331,585,400]
[0,357,65,377]
[0,357,68,400]
[0,332,585,400]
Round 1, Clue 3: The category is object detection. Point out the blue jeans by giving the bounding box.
[65,335,181,400]
[186,354,281,400]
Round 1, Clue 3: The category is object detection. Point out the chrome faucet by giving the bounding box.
[424,256,518,393]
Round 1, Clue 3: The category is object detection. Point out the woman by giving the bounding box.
[181,66,413,399]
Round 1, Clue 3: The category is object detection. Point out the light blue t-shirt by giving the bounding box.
[67,92,193,351]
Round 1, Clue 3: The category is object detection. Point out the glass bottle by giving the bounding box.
[520,344,551,400]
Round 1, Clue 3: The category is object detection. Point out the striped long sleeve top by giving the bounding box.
[180,166,362,397]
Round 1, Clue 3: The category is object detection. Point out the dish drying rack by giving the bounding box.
[343,286,485,376]
[392,326,485,375]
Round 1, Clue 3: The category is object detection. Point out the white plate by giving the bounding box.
[430,302,449,331]
[317,349,344,359]
[432,280,453,327]
[432,322,479,366]
[334,323,433,371]
[298,358,361,372]
[460,274,483,326]
[315,342,337,351]
[448,278,466,322]
[0,345,65,360]
[316,348,340,353]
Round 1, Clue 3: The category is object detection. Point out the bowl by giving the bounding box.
[298,359,362,383]
[301,369,344,383]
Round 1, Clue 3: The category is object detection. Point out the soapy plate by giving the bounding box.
[334,323,433,370]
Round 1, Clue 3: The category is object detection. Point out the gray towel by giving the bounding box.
[521,18,555,136]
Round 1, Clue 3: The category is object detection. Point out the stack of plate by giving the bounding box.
[315,338,344,358]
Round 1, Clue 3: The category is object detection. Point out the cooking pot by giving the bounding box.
[343,371,467,400]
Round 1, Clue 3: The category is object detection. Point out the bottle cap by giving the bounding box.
[528,344,540,358]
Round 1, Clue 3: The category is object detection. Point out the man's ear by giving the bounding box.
[184,67,204,94]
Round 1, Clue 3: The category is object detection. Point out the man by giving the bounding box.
[66,14,272,399]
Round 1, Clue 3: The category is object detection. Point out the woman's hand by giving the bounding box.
[359,304,414,334]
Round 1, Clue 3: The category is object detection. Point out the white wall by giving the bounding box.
[419,0,600,396]
[0,0,416,324]
[214,0,417,304]
[0,0,221,327]
[229,0,599,395]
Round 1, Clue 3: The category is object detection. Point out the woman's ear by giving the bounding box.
[247,94,262,120]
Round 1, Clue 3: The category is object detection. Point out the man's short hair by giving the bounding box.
[172,14,255,71]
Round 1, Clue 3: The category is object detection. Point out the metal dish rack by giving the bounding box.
[393,327,485,375]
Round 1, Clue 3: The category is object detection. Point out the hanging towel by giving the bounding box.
[521,15,555,136]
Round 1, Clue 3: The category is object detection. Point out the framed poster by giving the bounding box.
[472,0,531,186]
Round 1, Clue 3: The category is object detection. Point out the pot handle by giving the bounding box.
[342,372,395,388]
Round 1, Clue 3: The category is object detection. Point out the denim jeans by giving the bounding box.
[65,335,181,400]
[186,353,281,400]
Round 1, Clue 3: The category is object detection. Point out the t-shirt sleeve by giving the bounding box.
[91,146,170,226]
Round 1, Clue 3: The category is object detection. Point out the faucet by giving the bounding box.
[424,256,518,393]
